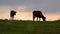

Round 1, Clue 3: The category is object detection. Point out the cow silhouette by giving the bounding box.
[10,10,16,20]
[33,10,46,21]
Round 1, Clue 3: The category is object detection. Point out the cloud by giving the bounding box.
[0,12,9,19]
[0,0,60,13]
[45,13,60,21]
[16,6,28,12]
[0,6,11,13]
[0,0,60,20]
[15,12,60,21]
[0,11,60,21]
[15,12,32,20]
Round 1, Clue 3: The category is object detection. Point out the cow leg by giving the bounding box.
[42,17,46,21]
[10,16,14,20]
[12,16,14,20]
[33,16,35,21]
[39,18,40,21]
[37,17,38,21]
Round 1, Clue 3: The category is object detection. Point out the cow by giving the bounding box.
[33,10,46,21]
[10,10,16,20]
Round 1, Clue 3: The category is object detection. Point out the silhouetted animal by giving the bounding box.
[10,10,16,20]
[33,10,46,21]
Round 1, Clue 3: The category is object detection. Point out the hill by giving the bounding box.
[0,20,60,34]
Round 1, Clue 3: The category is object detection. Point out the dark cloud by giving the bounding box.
[0,0,60,13]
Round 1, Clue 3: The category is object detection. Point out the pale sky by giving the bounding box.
[0,0,60,21]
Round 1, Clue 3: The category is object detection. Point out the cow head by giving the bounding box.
[14,11,16,15]
[42,17,46,21]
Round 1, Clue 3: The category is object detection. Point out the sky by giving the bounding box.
[0,0,60,21]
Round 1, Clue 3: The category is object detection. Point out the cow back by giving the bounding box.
[33,11,43,17]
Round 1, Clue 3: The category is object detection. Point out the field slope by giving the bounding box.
[0,20,60,34]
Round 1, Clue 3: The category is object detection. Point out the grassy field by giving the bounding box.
[0,20,60,34]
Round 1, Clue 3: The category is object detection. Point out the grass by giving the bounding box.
[0,20,60,34]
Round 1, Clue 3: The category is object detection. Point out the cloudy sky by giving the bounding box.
[0,0,60,21]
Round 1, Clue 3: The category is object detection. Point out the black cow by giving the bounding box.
[10,10,16,20]
[33,10,46,21]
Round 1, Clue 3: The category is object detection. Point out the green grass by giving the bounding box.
[0,20,60,34]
